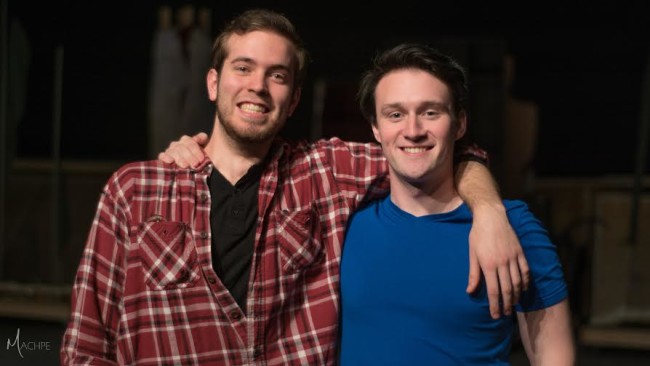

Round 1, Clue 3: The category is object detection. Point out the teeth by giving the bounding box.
[241,103,265,113]
[403,147,428,153]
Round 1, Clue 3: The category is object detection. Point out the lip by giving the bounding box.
[399,146,433,154]
[238,102,269,113]
[237,102,270,124]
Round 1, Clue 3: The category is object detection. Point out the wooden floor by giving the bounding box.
[1,316,649,365]
[2,282,649,365]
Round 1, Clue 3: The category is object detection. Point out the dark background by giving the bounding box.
[8,0,650,176]
[4,2,650,364]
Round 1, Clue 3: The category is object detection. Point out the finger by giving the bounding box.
[167,139,199,168]
[466,251,481,294]
[180,135,207,167]
[509,260,522,306]
[173,158,190,169]
[484,270,501,319]
[498,266,513,316]
[158,152,174,164]
[518,254,531,291]
[166,149,191,168]
[192,132,209,146]
[160,140,188,166]
[190,148,206,167]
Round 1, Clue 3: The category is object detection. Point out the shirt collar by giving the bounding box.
[191,137,290,176]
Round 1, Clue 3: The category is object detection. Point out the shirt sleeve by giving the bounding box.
[61,177,128,365]
[315,137,391,204]
[508,200,569,312]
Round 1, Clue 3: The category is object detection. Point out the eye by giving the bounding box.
[388,111,403,119]
[234,65,250,74]
[424,110,441,119]
[270,72,288,84]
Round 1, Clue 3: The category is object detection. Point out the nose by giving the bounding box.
[248,72,269,95]
[404,115,426,141]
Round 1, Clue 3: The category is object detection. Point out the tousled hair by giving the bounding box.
[210,8,310,88]
[357,43,469,126]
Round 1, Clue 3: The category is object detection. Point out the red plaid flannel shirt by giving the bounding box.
[61,137,486,365]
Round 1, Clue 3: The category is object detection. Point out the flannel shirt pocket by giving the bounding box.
[137,221,200,290]
[276,207,324,274]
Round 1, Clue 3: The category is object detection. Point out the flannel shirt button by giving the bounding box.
[207,276,217,284]
[253,346,262,358]
[200,231,209,239]
[179,269,189,280]
[199,193,208,202]
[230,311,242,320]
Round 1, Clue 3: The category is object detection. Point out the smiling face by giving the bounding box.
[372,68,466,188]
[207,30,301,145]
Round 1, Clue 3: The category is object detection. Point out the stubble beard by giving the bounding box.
[215,98,283,145]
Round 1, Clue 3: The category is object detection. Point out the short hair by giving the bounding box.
[357,43,469,125]
[210,8,310,88]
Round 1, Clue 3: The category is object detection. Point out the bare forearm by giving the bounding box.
[455,159,502,211]
[456,159,530,317]
[518,300,576,366]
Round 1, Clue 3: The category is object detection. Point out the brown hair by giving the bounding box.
[358,43,469,126]
[210,9,310,88]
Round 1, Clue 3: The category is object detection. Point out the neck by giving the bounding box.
[389,171,462,217]
[205,123,273,185]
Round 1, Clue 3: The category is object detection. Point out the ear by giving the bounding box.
[288,87,302,117]
[371,123,382,144]
[455,111,467,141]
[207,68,218,101]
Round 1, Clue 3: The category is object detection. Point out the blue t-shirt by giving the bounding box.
[339,196,567,365]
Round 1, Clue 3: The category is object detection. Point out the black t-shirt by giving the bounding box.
[208,163,263,313]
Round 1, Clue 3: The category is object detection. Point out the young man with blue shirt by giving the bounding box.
[339,43,575,365]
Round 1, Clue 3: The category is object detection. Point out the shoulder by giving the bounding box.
[503,199,554,246]
[106,160,194,194]
[355,197,382,213]
[348,197,383,224]
[503,199,534,221]
[110,160,183,180]
[283,137,379,154]
[503,199,548,231]
[315,137,382,156]
[278,137,374,167]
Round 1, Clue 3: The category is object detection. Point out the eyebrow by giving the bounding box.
[230,56,255,64]
[421,101,450,112]
[229,56,293,74]
[380,101,450,113]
